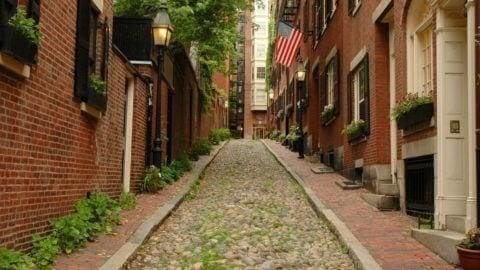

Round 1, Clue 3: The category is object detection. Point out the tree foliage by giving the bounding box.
[114,0,260,111]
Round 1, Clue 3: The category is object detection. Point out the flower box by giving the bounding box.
[343,120,367,143]
[86,88,107,112]
[397,103,433,130]
[0,24,37,64]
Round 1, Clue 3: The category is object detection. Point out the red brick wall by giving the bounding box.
[0,0,148,249]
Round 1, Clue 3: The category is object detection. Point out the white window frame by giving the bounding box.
[351,0,362,16]
[353,64,365,121]
[326,60,335,106]
[414,25,433,96]
[256,67,266,79]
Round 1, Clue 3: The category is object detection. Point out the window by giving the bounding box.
[313,0,337,40]
[348,0,361,16]
[0,0,40,64]
[256,67,266,79]
[256,44,266,58]
[75,0,109,111]
[314,0,322,40]
[349,56,369,123]
[419,27,433,94]
[319,53,339,122]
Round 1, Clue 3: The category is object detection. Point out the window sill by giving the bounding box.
[81,102,103,119]
[91,0,103,12]
[0,52,31,78]
[348,134,368,145]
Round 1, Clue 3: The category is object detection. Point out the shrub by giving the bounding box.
[119,192,136,210]
[31,235,60,270]
[170,156,192,174]
[78,193,121,233]
[190,139,212,159]
[286,125,300,142]
[162,166,180,183]
[342,120,367,139]
[0,247,34,270]
[140,166,167,193]
[392,93,433,121]
[51,214,90,254]
[208,128,231,145]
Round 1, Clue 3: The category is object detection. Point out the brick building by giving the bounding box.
[0,0,225,250]
[270,0,478,263]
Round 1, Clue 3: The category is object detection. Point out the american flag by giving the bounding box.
[276,21,303,67]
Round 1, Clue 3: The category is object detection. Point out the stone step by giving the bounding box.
[311,164,334,174]
[335,180,362,190]
[446,215,466,234]
[377,183,399,196]
[361,193,399,211]
[411,228,464,265]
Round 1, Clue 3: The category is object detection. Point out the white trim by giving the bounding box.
[371,0,393,23]
[122,78,135,192]
[350,46,367,71]
[130,60,153,66]
[325,46,338,65]
[91,0,103,12]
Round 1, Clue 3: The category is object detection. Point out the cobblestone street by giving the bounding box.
[126,140,354,270]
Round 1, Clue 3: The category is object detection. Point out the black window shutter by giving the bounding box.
[74,0,91,99]
[326,0,332,21]
[101,18,110,80]
[333,53,340,115]
[1,0,17,26]
[363,54,370,134]
[27,0,40,22]
[348,0,355,15]
[347,72,353,124]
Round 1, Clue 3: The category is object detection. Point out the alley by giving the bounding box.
[125,140,354,270]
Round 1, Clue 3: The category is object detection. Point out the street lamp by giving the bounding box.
[296,60,306,159]
[151,5,173,168]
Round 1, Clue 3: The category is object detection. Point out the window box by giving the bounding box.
[0,24,37,64]
[86,87,107,112]
[397,102,434,130]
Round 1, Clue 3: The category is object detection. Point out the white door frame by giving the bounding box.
[123,77,135,192]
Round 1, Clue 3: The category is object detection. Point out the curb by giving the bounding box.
[100,141,228,270]
[262,140,382,270]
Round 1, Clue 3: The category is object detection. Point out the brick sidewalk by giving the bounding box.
[264,140,455,270]
[53,145,222,270]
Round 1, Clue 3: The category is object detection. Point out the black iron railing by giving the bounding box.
[405,155,435,216]
[113,17,152,61]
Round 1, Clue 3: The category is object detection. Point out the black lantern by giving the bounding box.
[152,6,173,47]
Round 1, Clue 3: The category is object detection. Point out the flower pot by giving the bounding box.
[0,25,37,64]
[397,102,434,130]
[457,246,480,270]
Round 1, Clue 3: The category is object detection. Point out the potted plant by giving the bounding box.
[286,125,301,151]
[457,228,480,270]
[87,74,107,111]
[343,120,367,142]
[321,104,335,124]
[392,93,434,130]
[0,7,40,63]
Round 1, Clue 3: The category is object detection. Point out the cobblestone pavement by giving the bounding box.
[125,140,354,270]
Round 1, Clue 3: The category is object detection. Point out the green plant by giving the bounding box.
[392,93,433,121]
[190,139,213,160]
[80,193,121,233]
[8,8,41,45]
[31,235,60,270]
[162,165,180,183]
[170,154,192,173]
[140,166,167,193]
[0,247,34,270]
[342,120,367,139]
[286,125,301,142]
[279,134,286,143]
[458,228,480,250]
[88,74,106,95]
[51,214,90,254]
[321,104,335,122]
[119,192,136,210]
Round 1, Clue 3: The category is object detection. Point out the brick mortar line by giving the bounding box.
[261,140,382,270]
[100,141,229,270]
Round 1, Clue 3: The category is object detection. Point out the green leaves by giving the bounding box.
[88,75,107,95]
[31,235,60,270]
[392,93,433,121]
[119,192,137,210]
[8,8,41,45]
[0,248,34,270]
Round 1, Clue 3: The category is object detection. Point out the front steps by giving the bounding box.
[361,179,400,211]
[311,163,334,174]
[411,228,464,265]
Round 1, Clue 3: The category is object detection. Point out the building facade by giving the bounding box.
[0,0,225,250]
[269,0,478,261]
